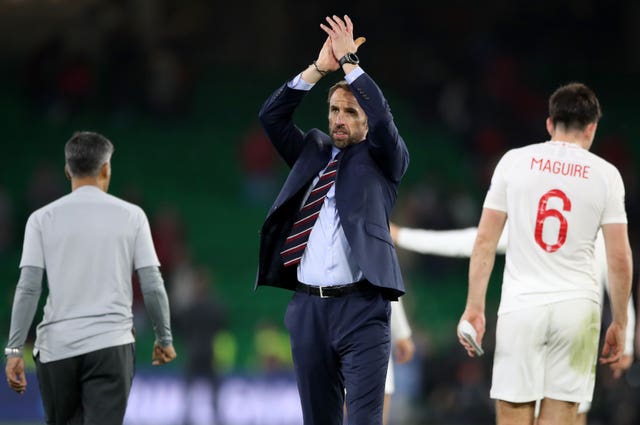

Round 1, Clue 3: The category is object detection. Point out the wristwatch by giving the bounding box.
[4,347,23,357]
[338,52,360,67]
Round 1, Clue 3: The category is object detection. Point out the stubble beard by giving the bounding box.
[332,138,350,149]
[330,124,353,149]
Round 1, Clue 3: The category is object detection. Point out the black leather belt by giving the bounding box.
[295,281,373,298]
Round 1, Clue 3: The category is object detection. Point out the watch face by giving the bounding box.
[340,53,359,66]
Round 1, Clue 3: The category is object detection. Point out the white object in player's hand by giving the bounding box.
[458,320,484,356]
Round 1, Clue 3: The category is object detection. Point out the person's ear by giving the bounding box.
[64,164,72,181]
[100,162,111,179]
[545,117,554,137]
[585,122,597,140]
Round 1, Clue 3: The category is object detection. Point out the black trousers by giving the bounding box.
[35,343,135,425]
[285,285,391,425]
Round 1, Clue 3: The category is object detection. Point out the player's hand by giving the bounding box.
[610,353,633,378]
[389,222,399,243]
[152,342,177,366]
[394,337,415,364]
[5,357,27,394]
[600,322,625,365]
[457,310,485,358]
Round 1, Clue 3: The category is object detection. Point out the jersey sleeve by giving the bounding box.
[601,166,627,224]
[133,208,161,270]
[396,227,477,257]
[19,213,45,268]
[482,152,510,212]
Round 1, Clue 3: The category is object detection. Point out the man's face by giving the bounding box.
[328,88,368,148]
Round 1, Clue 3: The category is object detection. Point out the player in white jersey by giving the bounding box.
[390,223,635,424]
[458,83,632,425]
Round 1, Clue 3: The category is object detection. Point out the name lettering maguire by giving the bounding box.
[530,157,590,179]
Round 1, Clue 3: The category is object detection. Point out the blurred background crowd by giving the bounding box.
[1,0,640,424]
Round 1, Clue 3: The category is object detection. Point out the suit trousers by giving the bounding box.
[35,343,135,425]
[285,284,391,425]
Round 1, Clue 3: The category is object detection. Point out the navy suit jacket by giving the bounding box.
[255,71,409,299]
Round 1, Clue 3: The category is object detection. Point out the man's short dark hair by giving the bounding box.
[327,80,352,103]
[65,131,114,178]
[549,82,602,131]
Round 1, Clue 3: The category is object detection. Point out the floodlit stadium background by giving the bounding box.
[1,1,639,424]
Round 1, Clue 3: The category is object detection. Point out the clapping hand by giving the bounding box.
[315,15,366,73]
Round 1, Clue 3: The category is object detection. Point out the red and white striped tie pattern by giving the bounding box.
[281,152,342,268]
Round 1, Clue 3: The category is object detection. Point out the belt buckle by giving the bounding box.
[319,286,329,298]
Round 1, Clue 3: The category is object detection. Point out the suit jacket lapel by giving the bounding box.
[269,134,333,214]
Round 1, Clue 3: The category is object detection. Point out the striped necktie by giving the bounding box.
[281,152,342,268]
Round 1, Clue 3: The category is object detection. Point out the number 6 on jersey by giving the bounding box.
[534,189,571,252]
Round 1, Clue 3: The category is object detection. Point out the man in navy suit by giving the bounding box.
[255,15,409,425]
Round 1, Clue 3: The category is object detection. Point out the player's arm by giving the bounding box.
[5,266,44,394]
[603,272,636,357]
[459,207,506,357]
[600,222,633,364]
[137,266,176,365]
[595,231,635,358]
[599,243,635,376]
[390,298,414,364]
[391,224,508,257]
[610,296,636,378]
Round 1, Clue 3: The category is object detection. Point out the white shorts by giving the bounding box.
[385,356,394,394]
[534,399,590,416]
[491,298,600,403]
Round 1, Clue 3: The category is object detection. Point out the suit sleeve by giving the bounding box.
[349,72,409,182]
[258,81,308,168]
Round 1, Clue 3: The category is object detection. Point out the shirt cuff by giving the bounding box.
[287,73,315,91]
[344,67,365,84]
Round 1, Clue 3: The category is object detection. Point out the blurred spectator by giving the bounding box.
[26,162,66,212]
[589,360,640,425]
[57,51,95,113]
[0,186,14,257]
[151,206,189,278]
[22,37,64,115]
[238,124,280,205]
[417,343,495,425]
[172,263,226,425]
[145,46,192,118]
[103,14,145,121]
[254,321,293,373]
[437,79,471,134]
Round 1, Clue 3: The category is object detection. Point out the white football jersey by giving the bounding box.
[484,140,627,314]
